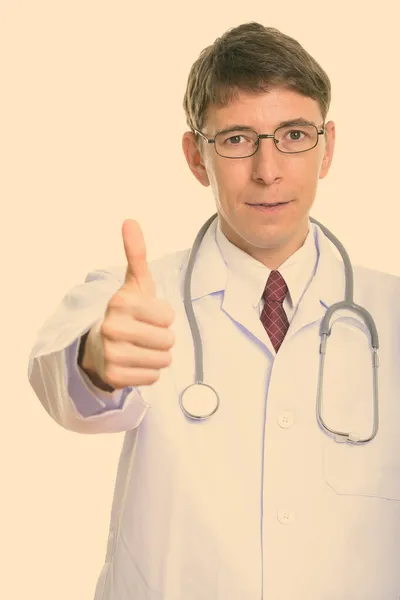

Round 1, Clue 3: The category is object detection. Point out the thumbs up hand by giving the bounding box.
[81,220,175,391]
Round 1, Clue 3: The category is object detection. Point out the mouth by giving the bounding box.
[245,200,293,212]
[246,201,292,207]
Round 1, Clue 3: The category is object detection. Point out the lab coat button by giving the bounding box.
[277,412,294,428]
[277,509,294,525]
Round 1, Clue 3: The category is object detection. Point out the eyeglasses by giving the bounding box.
[194,123,325,158]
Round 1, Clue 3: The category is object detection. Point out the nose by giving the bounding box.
[251,136,283,185]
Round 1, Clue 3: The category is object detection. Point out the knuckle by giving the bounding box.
[99,321,106,337]
[103,344,117,364]
[100,320,113,338]
[103,316,139,343]
[108,293,123,310]
[109,289,135,311]
[102,320,122,341]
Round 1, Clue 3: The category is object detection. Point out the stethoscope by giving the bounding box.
[179,213,380,445]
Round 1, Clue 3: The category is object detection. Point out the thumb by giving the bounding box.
[122,219,155,296]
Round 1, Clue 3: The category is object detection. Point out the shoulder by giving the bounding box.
[353,263,400,312]
[98,247,190,287]
[354,263,400,288]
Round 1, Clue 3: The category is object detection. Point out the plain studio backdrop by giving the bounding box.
[1,1,399,598]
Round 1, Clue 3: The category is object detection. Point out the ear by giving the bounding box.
[319,120,336,180]
[182,131,210,187]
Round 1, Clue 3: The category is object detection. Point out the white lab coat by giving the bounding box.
[28,218,400,600]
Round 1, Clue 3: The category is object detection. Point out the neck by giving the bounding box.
[251,238,307,269]
[220,219,310,270]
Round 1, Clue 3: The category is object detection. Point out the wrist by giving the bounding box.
[79,322,115,393]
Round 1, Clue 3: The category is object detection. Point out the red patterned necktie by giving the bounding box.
[260,270,289,352]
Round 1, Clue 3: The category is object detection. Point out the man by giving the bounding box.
[28,22,400,600]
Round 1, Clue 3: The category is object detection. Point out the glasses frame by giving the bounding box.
[194,123,326,158]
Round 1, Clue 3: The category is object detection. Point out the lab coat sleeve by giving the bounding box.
[27,267,151,434]
[64,331,129,415]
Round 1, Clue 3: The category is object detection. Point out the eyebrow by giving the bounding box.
[213,117,318,136]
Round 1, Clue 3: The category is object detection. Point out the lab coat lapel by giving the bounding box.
[222,270,271,349]
[178,216,227,302]
[285,225,346,341]
[178,216,269,349]
[178,216,346,350]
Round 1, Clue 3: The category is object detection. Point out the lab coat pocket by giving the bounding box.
[320,315,400,501]
[322,437,400,501]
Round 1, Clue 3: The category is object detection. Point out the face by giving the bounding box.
[182,86,335,269]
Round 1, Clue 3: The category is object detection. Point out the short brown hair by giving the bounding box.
[183,22,331,135]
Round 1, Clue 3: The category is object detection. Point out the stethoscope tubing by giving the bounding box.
[180,213,380,444]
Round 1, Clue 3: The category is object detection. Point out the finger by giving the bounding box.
[122,219,155,296]
[104,365,161,388]
[104,343,172,369]
[101,317,175,349]
[106,293,175,328]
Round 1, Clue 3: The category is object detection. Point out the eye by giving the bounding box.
[289,130,303,140]
[285,129,308,141]
[218,130,255,145]
[226,135,245,145]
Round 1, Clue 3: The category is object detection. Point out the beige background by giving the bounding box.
[1,1,399,598]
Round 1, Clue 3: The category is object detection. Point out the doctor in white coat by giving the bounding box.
[28,22,400,600]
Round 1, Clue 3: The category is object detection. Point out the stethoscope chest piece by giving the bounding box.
[179,382,220,420]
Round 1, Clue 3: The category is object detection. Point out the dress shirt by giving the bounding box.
[215,218,319,324]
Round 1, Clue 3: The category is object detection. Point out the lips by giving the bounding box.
[247,201,291,207]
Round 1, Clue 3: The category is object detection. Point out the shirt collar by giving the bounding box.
[215,216,318,309]
[178,213,345,310]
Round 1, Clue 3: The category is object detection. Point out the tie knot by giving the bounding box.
[263,270,288,304]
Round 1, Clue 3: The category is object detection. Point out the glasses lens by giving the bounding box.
[215,130,258,158]
[274,125,318,153]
